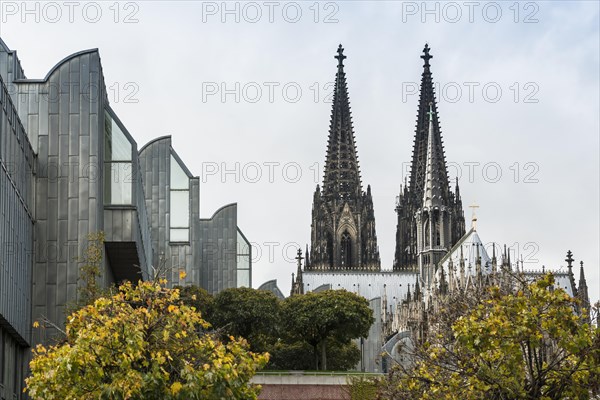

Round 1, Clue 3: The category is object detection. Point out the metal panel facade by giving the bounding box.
[0,39,252,397]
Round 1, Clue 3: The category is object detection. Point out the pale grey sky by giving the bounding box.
[1,1,598,302]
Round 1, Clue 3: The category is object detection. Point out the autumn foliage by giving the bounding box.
[378,274,600,400]
[26,280,268,400]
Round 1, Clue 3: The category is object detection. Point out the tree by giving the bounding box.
[268,338,361,371]
[377,274,600,400]
[176,285,214,323]
[281,289,373,370]
[26,280,268,400]
[212,287,281,353]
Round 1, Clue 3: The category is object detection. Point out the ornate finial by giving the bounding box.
[296,248,303,269]
[427,102,434,121]
[335,44,346,67]
[469,203,479,230]
[565,250,574,268]
[421,43,433,66]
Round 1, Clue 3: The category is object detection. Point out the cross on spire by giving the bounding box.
[296,248,304,267]
[427,102,434,121]
[469,203,479,230]
[335,44,346,67]
[421,43,433,67]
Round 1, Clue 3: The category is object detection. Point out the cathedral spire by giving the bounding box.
[422,103,444,208]
[322,44,362,199]
[578,261,590,323]
[408,44,449,203]
[566,250,577,295]
[309,46,380,272]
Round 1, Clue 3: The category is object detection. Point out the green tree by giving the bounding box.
[26,280,268,400]
[268,338,361,371]
[378,274,600,400]
[212,287,281,353]
[175,285,214,323]
[281,289,373,370]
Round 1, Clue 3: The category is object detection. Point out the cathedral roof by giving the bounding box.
[439,227,492,276]
[302,271,417,305]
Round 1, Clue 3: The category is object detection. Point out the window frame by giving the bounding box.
[169,152,191,243]
[103,108,135,206]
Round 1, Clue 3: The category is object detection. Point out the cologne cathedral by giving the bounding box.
[290,44,590,372]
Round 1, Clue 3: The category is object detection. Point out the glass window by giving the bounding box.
[104,110,133,205]
[169,153,190,242]
[237,254,250,270]
[104,113,132,161]
[237,268,250,288]
[170,191,190,227]
[170,228,189,242]
[104,162,133,204]
[171,155,189,190]
[236,230,251,288]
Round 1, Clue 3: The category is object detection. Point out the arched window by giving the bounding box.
[327,233,334,269]
[341,230,352,267]
[435,214,441,246]
[424,216,430,247]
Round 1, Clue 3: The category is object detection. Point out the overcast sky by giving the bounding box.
[1,1,598,302]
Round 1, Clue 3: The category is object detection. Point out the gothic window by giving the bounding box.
[435,214,441,246]
[341,230,352,267]
[424,216,430,247]
[327,232,334,268]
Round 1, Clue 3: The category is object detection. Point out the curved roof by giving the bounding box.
[139,135,171,154]
[14,48,98,83]
[200,203,237,221]
[257,280,285,299]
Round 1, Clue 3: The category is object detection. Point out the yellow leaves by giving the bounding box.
[33,320,40,328]
[26,278,268,400]
[170,381,183,395]
[179,270,187,280]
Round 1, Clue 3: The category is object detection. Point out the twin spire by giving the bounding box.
[322,45,362,200]
[323,43,448,205]
[409,44,450,205]
[422,102,444,208]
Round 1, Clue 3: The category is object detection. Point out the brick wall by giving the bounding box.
[258,384,349,400]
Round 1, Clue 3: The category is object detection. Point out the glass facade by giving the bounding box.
[104,111,133,204]
[236,229,251,287]
[170,155,190,242]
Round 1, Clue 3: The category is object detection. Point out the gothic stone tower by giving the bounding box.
[394,44,466,271]
[308,45,381,272]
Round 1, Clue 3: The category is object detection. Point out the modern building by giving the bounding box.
[292,44,590,373]
[0,38,252,398]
